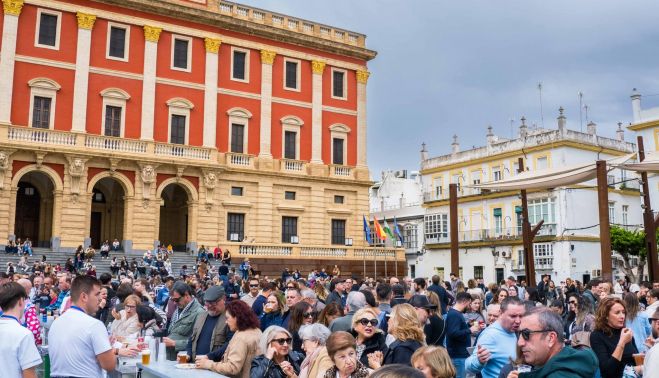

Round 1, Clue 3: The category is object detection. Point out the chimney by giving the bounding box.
[631,88,641,123]
[519,116,528,138]
[616,122,624,141]
[586,121,597,135]
[451,135,460,155]
[557,107,566,133]
[486,125,495,145]
[420,142,428,161]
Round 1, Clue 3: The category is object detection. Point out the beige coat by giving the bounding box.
[110,311,140,338]
[211,327,262,378]
[305,347,334,378]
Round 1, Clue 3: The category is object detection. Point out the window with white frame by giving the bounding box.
[171,35,192,71]
[28,78,60,129]
[231,47,249,82]
[533,243,554,268]
[473,266,484,280]
[536,156,548,170]
[492,166,502,181]
[528,198,555,225]
[472,170,481,185]
[424,213,448,242]
[281,116,303,160]
[100,88,130,138]
[331,68,347,99]
[404,224,417,249]
[609,202,615,223]
[283,58,300,91]
[166,98,194,144]
[329,124,350,165]
[622,205,629,226]
[451,173,462,192]
[493,208,503,234]
[227,108,252,153]
[517,249,525,268]
[433,177,443,199]
[107,23,129,61]
[35,9,61,49]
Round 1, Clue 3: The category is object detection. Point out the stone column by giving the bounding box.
[71,12,96,133]
[310,61,326,164]
[51,189,63,251]
[140,26,162,141]
[0,0,24,124]
[259,50,276,162]
[187,200,199,253]
[356,70,370,167]
[203,38,220,148]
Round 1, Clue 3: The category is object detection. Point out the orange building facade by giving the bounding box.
[0,0,404,274]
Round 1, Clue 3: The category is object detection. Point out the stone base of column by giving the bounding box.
[257,156,274,171]
[307,163,327,177]
[354,167,371,181]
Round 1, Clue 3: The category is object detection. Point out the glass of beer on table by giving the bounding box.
[177,351,188,364]
[141,349,151,365]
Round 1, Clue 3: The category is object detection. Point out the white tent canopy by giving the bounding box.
[617,151,659,173]
[472,154,635,191]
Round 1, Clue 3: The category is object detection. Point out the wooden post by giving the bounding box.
[638,136,659,282]
[596,160,613,282]
[518,158,537,287]
[449,183,459,275]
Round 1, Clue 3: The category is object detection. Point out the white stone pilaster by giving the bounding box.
[71,13,96,133]
[140,26,161,141]
[311,61,325,164]
[0,1,23,124]
[356,70,370,167]
[203,38,220,148]
[259,50,275,158]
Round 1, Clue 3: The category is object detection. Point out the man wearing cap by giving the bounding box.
[186,286,230,362]
[325,278,347,308]
[409,294,445,346]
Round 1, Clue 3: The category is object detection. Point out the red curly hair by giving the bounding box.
[226,300,260,331]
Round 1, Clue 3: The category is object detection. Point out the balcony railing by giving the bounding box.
[155,143,212,160]
[226,153,254,168]
[229,243,404,261]
[9,126,77,146]
[331,165,352,178]
[281,159,306,173]
[85,135,147,153]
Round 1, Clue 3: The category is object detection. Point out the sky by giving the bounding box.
[239,0,659,179]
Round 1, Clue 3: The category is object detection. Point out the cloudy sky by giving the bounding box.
[241,0,659,178]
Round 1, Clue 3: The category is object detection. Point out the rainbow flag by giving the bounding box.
[373,216,387,240]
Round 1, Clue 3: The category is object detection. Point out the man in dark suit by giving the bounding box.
[427,275,450,315]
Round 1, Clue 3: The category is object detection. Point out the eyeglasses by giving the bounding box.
[171,296,182,303]
[358,318,378,327]
[519,328,552,341]
[205,299,220,305]
[568,301,577,305]
[249,285,259,288]
[287,286,295,289]
[303,312,315,318]
[124,305,136,309]
[272,337,293,345]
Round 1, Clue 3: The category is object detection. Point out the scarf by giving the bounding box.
[299,346,321,378]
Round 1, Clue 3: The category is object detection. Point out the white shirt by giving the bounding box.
[49,307,112,378]
[645,341,659,378]
[0,317,42,377]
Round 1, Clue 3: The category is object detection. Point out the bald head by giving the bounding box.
[17,278,32,293]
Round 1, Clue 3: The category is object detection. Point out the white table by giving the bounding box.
[138,360,228,378]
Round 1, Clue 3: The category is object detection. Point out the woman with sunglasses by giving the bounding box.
[197,300,261,378]
[590,297,642,378]
[250,325,304,378]
[260,294,286,331]
[289,301,315,353]
[349,308,387,368]
[566,294,595,343]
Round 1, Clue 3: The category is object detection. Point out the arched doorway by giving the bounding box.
[159,183,189,252]
[89,177,126,249]
[15,171,55,248]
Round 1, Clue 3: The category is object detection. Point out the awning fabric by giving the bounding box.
[471,154,635,191]
[617,152,659,173]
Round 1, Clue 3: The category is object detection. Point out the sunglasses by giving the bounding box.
[568,301,577,305]
[303,312,315,318]
[649,318,659,323]
[358,318,378,327]
[249,285,259,288]
[272,337,293,345]
[519,328,552,341]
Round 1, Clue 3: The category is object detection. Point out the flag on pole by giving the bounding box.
[394,216,404,243]
[363,215,372,244]
[373,216,387,240]
[383,217,395,241]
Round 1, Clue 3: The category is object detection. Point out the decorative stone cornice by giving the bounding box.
[143,25,162,42]
[260,50,276,65]
[204,37,221,53]
[2,0,23,16]
[76,12,96,30]
[356,70,370,84]
[311,60,326,74]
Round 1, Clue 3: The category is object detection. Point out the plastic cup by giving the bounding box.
[177,352,188,364]
[141,349,151,365]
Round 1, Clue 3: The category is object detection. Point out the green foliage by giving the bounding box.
[610,225,646,258]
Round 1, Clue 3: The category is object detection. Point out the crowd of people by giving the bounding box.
[1,256,658,378]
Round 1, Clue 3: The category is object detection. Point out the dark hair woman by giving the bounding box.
[288,301,315,353]
[318,302,344,327]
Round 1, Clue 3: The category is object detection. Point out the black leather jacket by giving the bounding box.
[250,351,304,378]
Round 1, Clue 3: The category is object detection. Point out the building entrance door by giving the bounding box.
[15,182,40,244]
[90,212,102,249]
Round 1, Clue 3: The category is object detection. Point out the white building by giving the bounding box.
[628,89,659,209]
[418,109,643,285]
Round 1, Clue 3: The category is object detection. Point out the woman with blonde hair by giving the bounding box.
[110,294,141,339]
[411,346,456,378]
[350,308,387,367]
[368,303,425,368]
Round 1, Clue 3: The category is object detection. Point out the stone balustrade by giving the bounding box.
[231,243,404,261]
